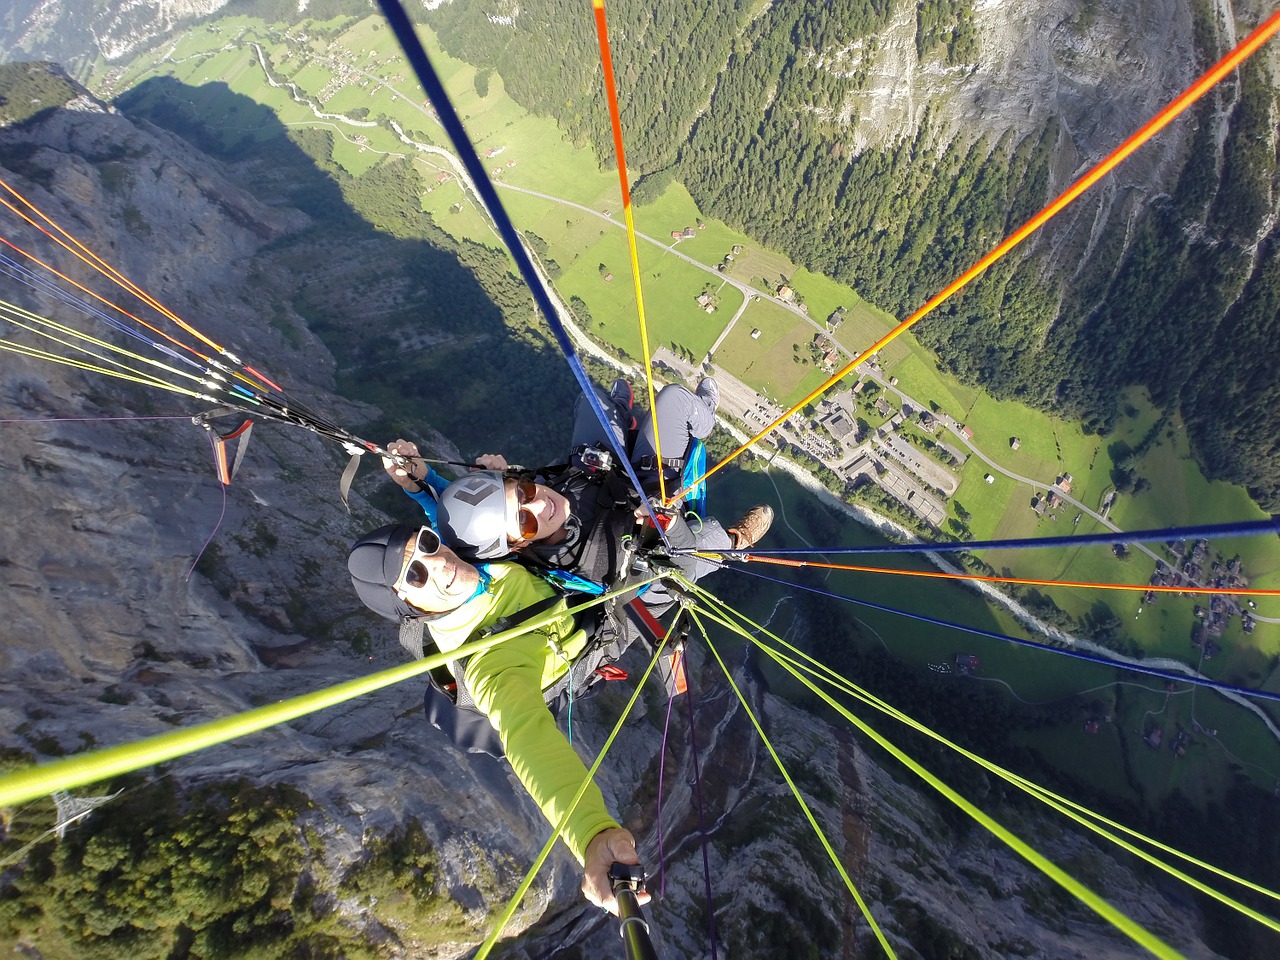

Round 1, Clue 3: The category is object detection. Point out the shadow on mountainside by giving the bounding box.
[114,75,582,467]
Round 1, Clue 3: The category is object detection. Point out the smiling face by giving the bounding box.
[394,537,481,614]
[505,479,572,544]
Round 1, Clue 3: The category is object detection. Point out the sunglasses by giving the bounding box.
[398,527,442,591]
[512,480,541,541]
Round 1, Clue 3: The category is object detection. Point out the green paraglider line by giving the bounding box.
[0,581,656,808]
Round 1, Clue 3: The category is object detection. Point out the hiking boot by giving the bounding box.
[727,503,774,552]
[610,378,637,431]
[696,376,719,411]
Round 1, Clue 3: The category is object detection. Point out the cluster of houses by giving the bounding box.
[1147,540,1258,655]
[1030,473,1074,519]
[812,333,840,372]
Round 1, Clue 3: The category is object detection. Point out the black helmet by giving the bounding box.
[347,524,419,623]
[439,471,511,560]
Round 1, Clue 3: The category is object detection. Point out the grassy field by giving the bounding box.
[712,300,832,406]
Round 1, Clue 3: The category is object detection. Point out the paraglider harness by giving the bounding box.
[418,447,699,759]
[515,436,707,600]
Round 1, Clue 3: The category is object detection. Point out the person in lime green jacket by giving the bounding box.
[347,523,647,914]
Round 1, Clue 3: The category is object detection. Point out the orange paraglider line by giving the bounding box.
[0,178,225,354]
[674,8,1280,499]
[591,0,668,505]
[0,234,214,364]
[734,553,1280,599]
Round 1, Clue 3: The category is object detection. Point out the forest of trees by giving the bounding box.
[428,0,1280,509]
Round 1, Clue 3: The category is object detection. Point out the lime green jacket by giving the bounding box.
[426,563,620,861]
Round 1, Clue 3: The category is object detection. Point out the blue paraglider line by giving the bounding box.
[374,0,669,544]
[725,564,1280,707]
[689,518,1280,557]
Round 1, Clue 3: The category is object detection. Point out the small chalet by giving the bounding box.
[777,285,796,302]
[750,328,761,340]
[960,425,974,439]
[1057,472,1073,493]
[1010,437,1021,450]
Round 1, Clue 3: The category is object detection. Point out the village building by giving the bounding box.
[750,328,761,339]
[777,285,796,302]
[1057,472,1073,493]
[1010,437,1021,450]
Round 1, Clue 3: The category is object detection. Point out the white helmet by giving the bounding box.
[439,471,511,560]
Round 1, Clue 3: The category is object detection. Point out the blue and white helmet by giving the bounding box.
[439,471,510,560]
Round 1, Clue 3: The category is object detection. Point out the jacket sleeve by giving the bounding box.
[464,631,619,862]
[402,467,450,527]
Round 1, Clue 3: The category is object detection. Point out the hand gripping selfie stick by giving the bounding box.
[609,862,659,960]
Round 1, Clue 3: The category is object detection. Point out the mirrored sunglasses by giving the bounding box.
[400,527,442,590]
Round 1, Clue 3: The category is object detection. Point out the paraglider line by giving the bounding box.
[690,517,1280,556]
[689,586,1280,936]
[727,554,1280,598]
[688,602,899,958]
[374,0,671,546]
[592,0,668,506]
[721,565,1280,705]
[473,625,673,959]
[675,8,1280,498]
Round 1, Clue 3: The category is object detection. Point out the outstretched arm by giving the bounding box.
[464,631,622,887]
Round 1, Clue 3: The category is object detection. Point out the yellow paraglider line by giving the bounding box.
[689,582,1280,941]
[686,583,1187,959]
[685,602,900,959]
[591,0,668,505]
[473,619,673,959]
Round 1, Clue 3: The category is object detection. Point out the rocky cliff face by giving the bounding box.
[1,0,232,64]
[0,69,1244,960]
